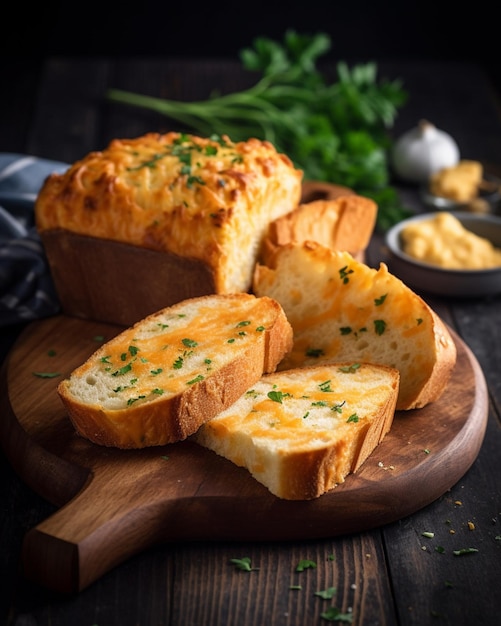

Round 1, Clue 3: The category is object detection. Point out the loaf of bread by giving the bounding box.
[35,132,303,297]
[253,241,457,410]
[57,293,293,449]
[193,362,400,500]
[260,193,377,266]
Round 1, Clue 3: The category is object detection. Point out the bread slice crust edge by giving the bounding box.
[57,293,293,448]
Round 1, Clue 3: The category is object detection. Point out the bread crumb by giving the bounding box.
[378,461,395,471]
[454,500,462,506]
[468,521,475,531]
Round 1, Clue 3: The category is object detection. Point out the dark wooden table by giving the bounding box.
[1,56,501,626]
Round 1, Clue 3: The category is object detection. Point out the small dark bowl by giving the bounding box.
[385,212,501,298]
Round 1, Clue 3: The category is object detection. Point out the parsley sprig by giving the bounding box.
[107,31,409,229]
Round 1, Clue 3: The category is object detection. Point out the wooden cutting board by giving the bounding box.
[0,315,488,594]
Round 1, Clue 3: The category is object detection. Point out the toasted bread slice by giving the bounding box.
[58,293,293,448]
[193,362,399,500]
[253,242,456,410]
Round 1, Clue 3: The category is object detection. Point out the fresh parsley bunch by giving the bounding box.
[108,31,410,228]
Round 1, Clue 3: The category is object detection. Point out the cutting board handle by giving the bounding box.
[22,462,171,593]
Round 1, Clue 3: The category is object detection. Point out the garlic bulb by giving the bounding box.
[391,120,460,184]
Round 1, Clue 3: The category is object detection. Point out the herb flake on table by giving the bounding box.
[320,606,353,623]
[315,586,337,599]
[230,557,258,571]
[296,559,317,572]
[32,371,60,378]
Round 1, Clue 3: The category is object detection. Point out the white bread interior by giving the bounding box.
[252,241,457,410]
[193,362,399,500]
[57,293,293,448]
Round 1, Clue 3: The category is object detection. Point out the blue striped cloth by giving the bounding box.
[0,153,69,325]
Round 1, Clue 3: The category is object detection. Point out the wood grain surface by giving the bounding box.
[0,315,488,594]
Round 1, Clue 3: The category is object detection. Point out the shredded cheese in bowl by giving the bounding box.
[400,212,501,270]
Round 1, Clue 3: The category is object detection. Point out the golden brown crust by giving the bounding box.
[260,194,377,267]
[406,307,458,409]
[39,230,219,326]
[36,132,303,295]
[271,375,399,500]
[57,293,293,449]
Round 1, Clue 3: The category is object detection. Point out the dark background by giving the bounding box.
[3,1,501,108]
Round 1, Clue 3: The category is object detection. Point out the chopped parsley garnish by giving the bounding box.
[187,374,204,385]
[112,363,133,377]
[339,265,354,284]
[33,371,60,379]
[347,413,359,423]
[331,401,346,413]
[453,548,479,556]
[338,363,361,373]
[306,347,324,358]
[314,587,336,599]
[127,394,146,406]
[126,153,167,171]
[374,319,387,335]
[229,557,258,572]
[374,294,387,306]
[268,390,286,403]
[187,175,205,188]
[319,380,333,392]
[182,338,198,348]
[320,607,353,623]
[296,559,317,572]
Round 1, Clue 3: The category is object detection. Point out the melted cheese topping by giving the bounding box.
[35,132,303,292]
[200,365,394,448]
[253,244,450,409]
[69,297,270,409]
